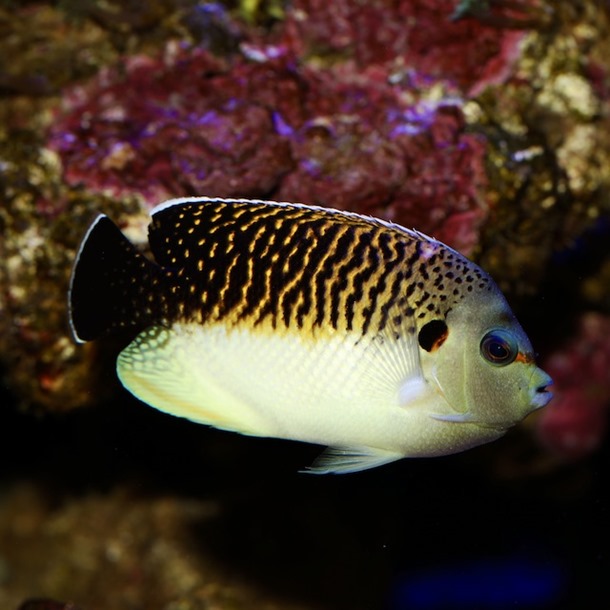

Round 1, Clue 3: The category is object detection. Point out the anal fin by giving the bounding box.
[302,446,404,475]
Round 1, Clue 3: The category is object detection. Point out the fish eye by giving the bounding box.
[480,329,518,366]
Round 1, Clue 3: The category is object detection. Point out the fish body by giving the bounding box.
[69,197,552,473]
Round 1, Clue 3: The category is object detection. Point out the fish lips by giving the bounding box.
[529,368,553,410]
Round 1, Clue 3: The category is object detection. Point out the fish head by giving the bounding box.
[420,286,553,430]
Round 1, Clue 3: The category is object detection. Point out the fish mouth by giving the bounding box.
[531,387,553,409]
[529,368,553,410]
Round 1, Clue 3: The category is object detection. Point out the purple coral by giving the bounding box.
[537,313,610,460]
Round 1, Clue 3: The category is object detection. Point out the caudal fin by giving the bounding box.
[68,215,164,343]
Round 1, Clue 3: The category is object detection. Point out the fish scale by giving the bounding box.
[69,196,552,473]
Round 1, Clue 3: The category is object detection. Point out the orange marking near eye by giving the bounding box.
[516,352,534,364]
[430,329,448,352]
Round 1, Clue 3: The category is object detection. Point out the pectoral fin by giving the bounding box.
[302,446,404,475]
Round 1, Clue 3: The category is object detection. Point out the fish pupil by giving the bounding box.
[489,342,508,359]
[480,329,518,366]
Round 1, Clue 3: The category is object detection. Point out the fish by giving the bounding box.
[68,197,553,474]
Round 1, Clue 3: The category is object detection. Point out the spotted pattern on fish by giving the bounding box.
[142,199,493,336]
[69,196,554,474]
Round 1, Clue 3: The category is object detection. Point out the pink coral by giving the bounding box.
[46,0,535,254]
[44,0,538,254]
[279,0,528,93]
[537,313,610,460]
[48,39,489,253]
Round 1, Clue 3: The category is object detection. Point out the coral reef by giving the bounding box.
[47,44,489,253]
[278,0,530,92]
[473,2,610,298]
[0,4,116,128]
[0,128,148,413]
[537,313,610,460]
[2,1,610,608]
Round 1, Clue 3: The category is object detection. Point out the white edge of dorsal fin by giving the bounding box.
[149,196,446,248]
[301,446,404,475]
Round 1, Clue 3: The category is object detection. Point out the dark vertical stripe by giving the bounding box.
[314,226,352,326]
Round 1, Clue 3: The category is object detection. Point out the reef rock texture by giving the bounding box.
[0,4,116,125]
[473,2,610,299]
[0,128,148,413]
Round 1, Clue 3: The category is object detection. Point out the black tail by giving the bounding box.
[68,215,163,343]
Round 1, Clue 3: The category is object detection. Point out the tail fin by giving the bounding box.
[68,215,163,343]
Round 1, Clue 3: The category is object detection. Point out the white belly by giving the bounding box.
[116,322,503,461]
